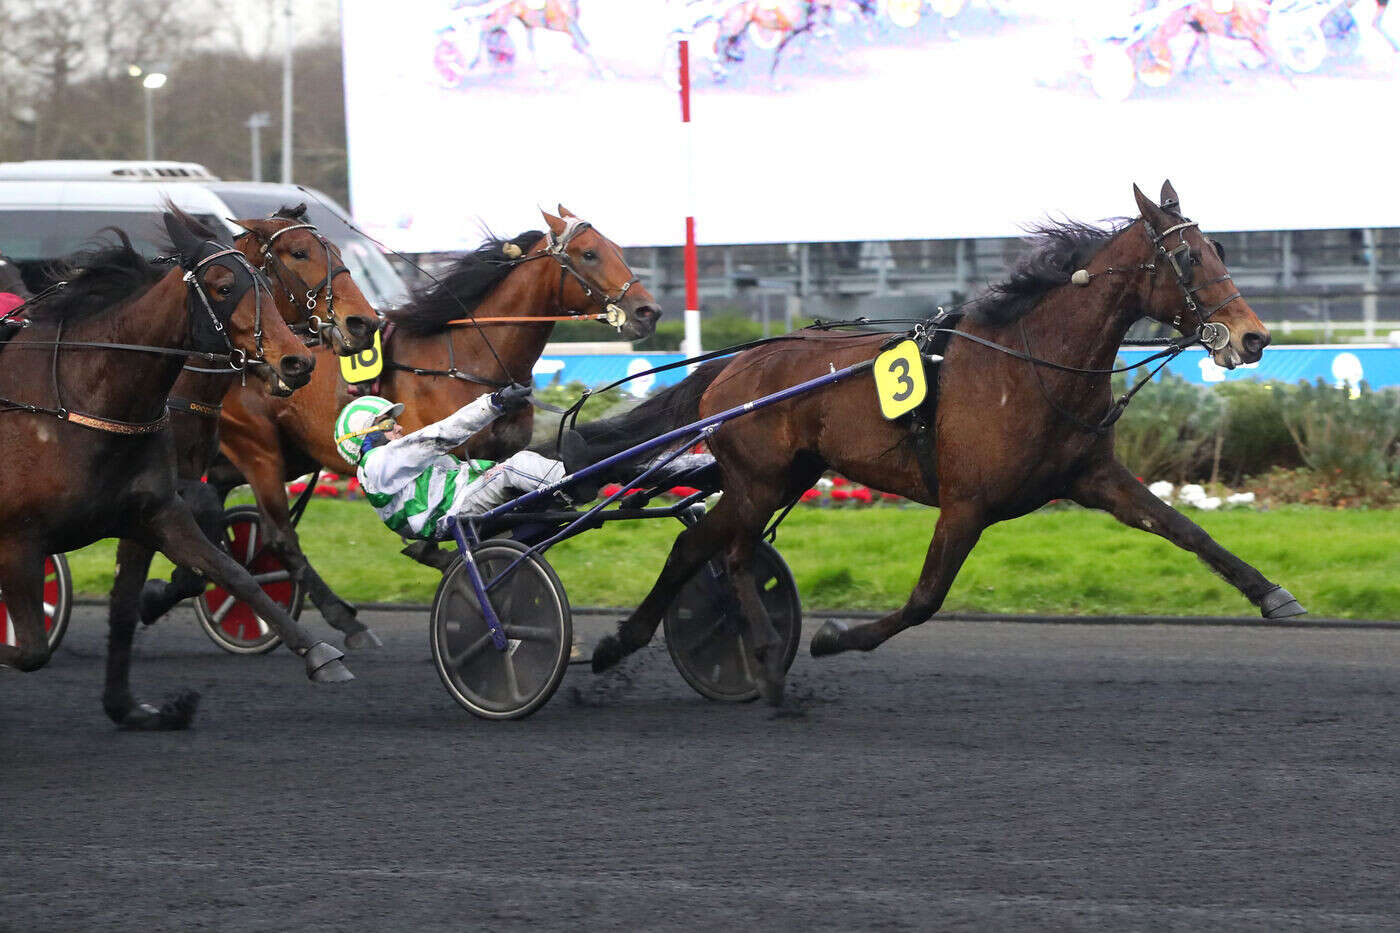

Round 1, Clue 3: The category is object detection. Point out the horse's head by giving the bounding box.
[162,210,314,397]
[539,205,661,341]
[230,204,379,356]
[1132,181,1270,369]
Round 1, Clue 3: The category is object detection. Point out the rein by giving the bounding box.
[0,249,272,435]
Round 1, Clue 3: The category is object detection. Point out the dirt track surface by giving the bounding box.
[4,608,1399,931]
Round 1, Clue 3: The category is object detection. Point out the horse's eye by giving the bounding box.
[291,249,309,260]
[582,249,598,262]
[217,285,232,297]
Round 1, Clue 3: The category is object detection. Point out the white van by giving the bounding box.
[0,161,410,309]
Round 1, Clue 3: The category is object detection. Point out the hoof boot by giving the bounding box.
[809,620,849,658]
[344,628,384,651]
[591,633,631,674]
[303,641,355,683]
[138,580,174,625]
[1261,586,1307,620]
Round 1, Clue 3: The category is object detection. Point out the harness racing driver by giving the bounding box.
[335,384,586,543]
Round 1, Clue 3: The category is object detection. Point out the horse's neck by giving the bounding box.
[1015,239,1148,373]
[64,273,190,420]
[444,258,561,385]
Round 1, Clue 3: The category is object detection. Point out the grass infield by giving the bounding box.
[63,499,1400,619]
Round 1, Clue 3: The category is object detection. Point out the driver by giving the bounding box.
[335,385,577,541]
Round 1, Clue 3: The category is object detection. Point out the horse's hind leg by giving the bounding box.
[724,532,788,705]
[1069,458,1304,617]
[810,500,984,657]
[105,539,199,730]
[139,480,226,624]
[591,493,748,673]
[0,546,52,672]
[144,501,355,682]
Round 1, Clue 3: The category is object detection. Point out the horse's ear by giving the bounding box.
[163,212,206,269]
[1132,183,1168,227]
[1159,179,1181,213]
[540,209,566,236]
[557,204,577,218]
[228,218,264,241]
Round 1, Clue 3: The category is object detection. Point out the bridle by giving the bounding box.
[0,244,276,435]
[1141,207,1238,352]
[510,217,639,330]
[242,222,356,349]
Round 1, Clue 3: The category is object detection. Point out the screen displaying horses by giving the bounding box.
[342,0,1400,249]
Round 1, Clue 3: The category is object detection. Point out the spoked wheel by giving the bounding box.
[0,554,73,652]
[663,540,802,702]
[193,505,303,655]
[431,539,572,721]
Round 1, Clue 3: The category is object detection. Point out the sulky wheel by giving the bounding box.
[0,554,73,653]
[193,505,303,655]
[431,539,572,721]
[664,540,802,702]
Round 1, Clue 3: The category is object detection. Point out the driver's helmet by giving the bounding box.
[335,396,405,464]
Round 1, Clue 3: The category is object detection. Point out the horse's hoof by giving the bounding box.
[758,675,785,707]
[344,628,384,651]
[138,580,173,625]
[303,642,355,683]
[1261,586,1307,619]
[117,690,200,731]
[591,633,631,674]
[809,620,849,658]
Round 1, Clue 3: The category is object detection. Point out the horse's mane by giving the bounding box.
[385,229,545,335]
[967,218,1131,327]
[28,229,165,325]
[28,205,223,326]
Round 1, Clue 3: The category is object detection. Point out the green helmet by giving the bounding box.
[334,396,405,464]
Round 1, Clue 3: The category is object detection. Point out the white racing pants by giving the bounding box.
[431,450,566,540]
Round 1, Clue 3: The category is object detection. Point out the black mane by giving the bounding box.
[28,229,166,326]
[386,230,545,335]
[28,206,223,325]
[967,218,1130,327]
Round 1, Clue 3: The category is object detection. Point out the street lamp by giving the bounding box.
[246,112,272,182]
[129,65,168,160]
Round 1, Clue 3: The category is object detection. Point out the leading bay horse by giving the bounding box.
[580,181,1304,704]
[0,210,353,730]
[183,207,660,647]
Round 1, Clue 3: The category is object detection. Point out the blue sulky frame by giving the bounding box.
[446,358,879,652]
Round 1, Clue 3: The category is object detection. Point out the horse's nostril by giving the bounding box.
[636,305,660,321]
[280,355,313,378]
[1241,331,1267,356]
[346,315,375,337]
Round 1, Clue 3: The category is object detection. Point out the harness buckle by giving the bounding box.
[228,348,247,371]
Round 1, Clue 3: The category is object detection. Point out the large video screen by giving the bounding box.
[343,0,1400,251]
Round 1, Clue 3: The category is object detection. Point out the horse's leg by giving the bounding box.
[240,452,381,650]
[723,531,789,705]
[1068,458,1305,617]
[143,500,355,682]
[0,545,51,672]
[591,493,747,672]
[810,500,984,657]
[106,539,199,730]
[138,480,227,624]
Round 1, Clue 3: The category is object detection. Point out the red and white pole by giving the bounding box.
[678,39,701,358]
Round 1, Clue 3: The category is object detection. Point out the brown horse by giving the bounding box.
[0,210,352,730]
[192,207,660,647]
[131,206,381,635]
[580,181,1303,705]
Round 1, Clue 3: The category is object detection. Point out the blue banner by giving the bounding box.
[1118,345,1400,389]
[535,346,1400,394]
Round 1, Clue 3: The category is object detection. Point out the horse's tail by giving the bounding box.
[571,357,729,464]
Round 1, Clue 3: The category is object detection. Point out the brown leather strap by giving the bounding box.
[63,409,169,435]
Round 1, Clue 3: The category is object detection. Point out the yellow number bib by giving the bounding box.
[873,339,928,420]
[339,330,385,384]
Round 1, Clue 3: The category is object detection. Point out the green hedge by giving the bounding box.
[1113,371,1400,485]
